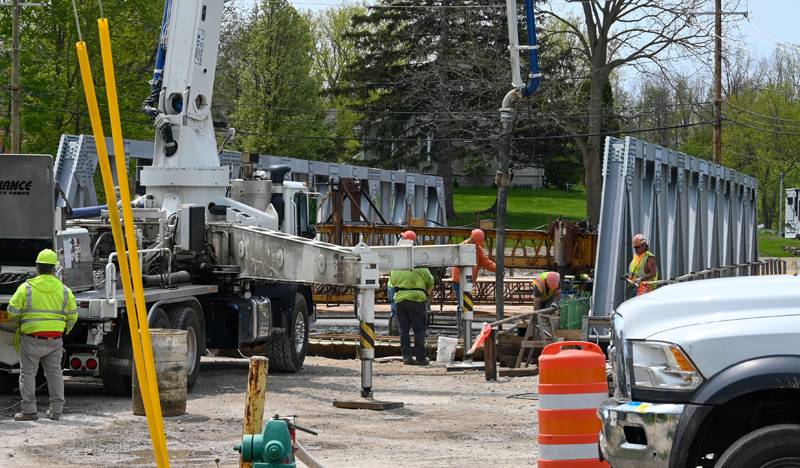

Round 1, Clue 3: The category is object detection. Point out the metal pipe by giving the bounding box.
[357,287,375,398]
[293,441,326,468]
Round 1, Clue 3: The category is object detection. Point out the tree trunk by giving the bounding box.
[584,68,608,227]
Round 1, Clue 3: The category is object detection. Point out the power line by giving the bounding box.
[726,117,800,136]
[726,102,800,125]
[230,120,713,143]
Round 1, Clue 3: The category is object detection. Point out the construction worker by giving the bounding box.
[451,229,496,297]
[532,271,561,311]
[629,234,658,295]
[7,249,77,421]
[389,239,434,365]
[387,230,417,335]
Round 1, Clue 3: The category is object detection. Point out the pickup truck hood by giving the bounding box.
[615,275,800,341]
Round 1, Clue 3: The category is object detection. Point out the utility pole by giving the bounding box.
[691,3,746,164]
[2,1,44,153]
[10,0,21,153]
[495,94,518,323]
[713,0,722,164]
[779,171,785,238]
[496,0,540,323]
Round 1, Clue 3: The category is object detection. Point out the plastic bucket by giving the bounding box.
[436,336,458,363]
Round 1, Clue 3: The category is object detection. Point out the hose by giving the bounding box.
[293,440,326,468]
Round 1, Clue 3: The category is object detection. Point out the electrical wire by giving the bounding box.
[0,382,48,412]
[226,120,713,143]
[725,117,800,136]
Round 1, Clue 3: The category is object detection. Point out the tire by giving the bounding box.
[168,305,205,391]
[267,294,309,373]
[100,318,133,396]
[388,315,400,336]
[149,307,171,329]
[715,424,800,468]
[0,370,15,394]
[102,372,131,396]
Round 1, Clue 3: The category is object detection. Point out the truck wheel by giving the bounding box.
[267,294,309,373]
[100,318,133,396]
[0,370,14,394]
[102,372,132,396]
[715,424,800,468]
[168,305,204,391]
[149,307,171,329]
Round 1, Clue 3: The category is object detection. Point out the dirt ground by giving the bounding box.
[0,355,540,467]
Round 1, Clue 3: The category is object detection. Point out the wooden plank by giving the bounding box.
[484,329,497,381]
[555,329,584,341]
[499,367,539,377]
[520,340,552,348]
[333,399,404,410]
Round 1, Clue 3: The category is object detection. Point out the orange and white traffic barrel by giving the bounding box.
[537,341,609,467]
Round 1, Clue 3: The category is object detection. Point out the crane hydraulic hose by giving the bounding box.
[142,0,178,157]
[521,0,541,97]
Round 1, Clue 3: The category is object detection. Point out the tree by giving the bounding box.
[310,5,366,161]
[231,0,331,159]
[538,0,713,226]
[342,0,579,221]
[0,0,162,154]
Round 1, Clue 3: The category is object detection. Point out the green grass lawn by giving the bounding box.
[451,187,586,229]
[758,230,800,257]
[453,187,799,258]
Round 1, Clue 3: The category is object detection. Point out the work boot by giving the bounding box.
[402,357,415,365]
[46,410,61,421]
[412,359,430,366]
[14,412,38,421]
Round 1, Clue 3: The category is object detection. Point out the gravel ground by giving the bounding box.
[0,356,540,467]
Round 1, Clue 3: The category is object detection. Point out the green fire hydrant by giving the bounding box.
[235,418,296,468]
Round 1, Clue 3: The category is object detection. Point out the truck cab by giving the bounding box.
[599,275,800,468]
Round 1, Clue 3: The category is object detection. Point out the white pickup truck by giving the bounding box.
[599,275,800,468]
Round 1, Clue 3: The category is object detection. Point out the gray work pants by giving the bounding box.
[19,335,64,415]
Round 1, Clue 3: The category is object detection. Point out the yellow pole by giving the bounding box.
[75,41,169,468]
[96,19,170,468]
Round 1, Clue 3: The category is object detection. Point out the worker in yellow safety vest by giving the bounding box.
[531,271,561,311]
[7,249,77,421]
[628,234,659,295]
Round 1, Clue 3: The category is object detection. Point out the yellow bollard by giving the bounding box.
[75,40,169,468]
[96,19,170,467]
[241,356,269,468]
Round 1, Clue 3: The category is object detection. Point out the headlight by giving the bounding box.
[631,341,703,390]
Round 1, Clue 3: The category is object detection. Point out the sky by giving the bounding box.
[236,0,800,79]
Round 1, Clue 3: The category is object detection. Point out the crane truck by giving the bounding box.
[0,0,477,397]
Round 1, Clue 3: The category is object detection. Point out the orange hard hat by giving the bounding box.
[401,230,417,241]
[632,234,647,247]
[470,229,485,245]
[546,271,560,290]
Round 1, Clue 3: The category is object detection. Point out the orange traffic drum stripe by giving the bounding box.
[538,408,602,435]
